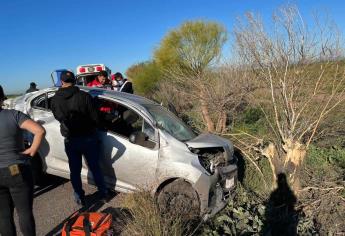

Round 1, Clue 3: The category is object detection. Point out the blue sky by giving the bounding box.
[1,0,345,93]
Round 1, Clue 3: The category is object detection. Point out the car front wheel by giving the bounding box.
[157,179,200,220]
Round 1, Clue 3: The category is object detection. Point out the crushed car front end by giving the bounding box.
[186,134,238,219]
[140,104,238,218]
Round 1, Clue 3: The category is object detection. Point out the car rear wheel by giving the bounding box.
[157,179,200,220]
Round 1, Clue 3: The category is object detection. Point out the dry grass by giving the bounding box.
[122,191,197,236]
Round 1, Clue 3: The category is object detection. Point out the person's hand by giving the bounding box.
[21,148,37,157]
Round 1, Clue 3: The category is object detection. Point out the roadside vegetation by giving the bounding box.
[124,4,345,235]
[7,94,21,98]
[122,190,200,236]
[122,191,183,236]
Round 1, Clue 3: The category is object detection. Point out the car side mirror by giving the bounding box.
[129,133,137,144]
[129,131,147,144]
[129,131,155,149]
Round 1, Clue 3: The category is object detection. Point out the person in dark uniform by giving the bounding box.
[111,72,134,94]
[26,82,39,93]
[0,85,46,236]
[51,71,108,206]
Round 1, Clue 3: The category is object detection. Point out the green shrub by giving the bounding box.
[202,185,265,235]
[232,107,269,137]
[243,107,264,124]
[126,61,162,96]
[202,185,317,235]
[303,145,345,200]
[233,121,268,137]
[7,94,20,98]
[241,157,272,196]
[307,145,345,170]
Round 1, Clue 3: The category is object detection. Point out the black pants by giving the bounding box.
[0,164,35,236]
[64,134,107,200]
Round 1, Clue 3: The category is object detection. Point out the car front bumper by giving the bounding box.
[205,165,237,219]
[194,164,237,220]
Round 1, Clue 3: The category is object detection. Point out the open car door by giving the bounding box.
[51,69,72,87]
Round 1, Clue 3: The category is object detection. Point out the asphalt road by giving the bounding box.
[14,175,126,236]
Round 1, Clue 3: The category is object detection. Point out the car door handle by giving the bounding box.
[36,120,45,125]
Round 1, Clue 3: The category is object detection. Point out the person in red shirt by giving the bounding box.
[87,71,114,113]
[87,71,108,88]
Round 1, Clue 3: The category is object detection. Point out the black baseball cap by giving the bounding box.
[60,71,76,83]
[0,85,7,100]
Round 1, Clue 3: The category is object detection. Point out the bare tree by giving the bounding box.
[207,65,252,133]
[155,64,250,133]
[232,5,345,190]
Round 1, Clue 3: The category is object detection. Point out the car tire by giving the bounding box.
[157,179,200,220]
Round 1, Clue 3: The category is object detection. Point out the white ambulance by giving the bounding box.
[75,64,111,86]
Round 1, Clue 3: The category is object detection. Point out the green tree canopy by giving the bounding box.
[126,61,162,96]
[154,20,227,76]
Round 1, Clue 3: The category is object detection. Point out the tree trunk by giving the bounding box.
[216,110,227,133]
[198,84,215,132]
[282,139,306,193]
[220,111,227,133]
[262,140,307,192]
[200,98,215,132]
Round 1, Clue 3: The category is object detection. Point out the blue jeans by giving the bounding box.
[64,134,107,200]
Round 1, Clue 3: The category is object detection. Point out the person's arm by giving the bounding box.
[51,97,67,123]
[20,119,46,157]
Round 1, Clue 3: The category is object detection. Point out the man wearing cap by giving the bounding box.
[26,82,39,94]
[51,71,108,206]
[0,85,46,236]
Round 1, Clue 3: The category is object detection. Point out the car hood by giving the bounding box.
[185,133,229,148]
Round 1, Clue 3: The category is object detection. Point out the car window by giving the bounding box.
[131,116,144,133]
[31,92,55,111]
[144,120,155,141]
[97,98,157,143]
[144,104,196,142]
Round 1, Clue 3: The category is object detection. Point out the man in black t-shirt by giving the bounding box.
[0,85,46,236]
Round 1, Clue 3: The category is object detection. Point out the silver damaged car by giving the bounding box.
[9,86,238,219]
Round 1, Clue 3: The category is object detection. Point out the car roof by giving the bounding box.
[79,86,157,106]
[43,86,159,108]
